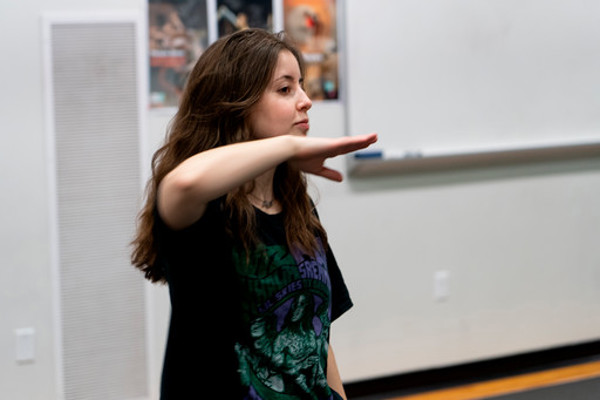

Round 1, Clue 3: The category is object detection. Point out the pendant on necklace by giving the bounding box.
[262,199,273,209]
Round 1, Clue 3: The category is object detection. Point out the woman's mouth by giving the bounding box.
[295,119,310,131]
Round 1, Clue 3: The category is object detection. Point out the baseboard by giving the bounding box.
[344,339,600,398]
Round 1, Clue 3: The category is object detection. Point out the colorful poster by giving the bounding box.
[284,0,339,100]
[149,0,208,108]
[148,0,339,107]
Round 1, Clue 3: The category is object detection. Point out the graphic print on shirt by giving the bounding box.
[233,241,333,400]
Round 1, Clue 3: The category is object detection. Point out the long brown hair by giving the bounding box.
[131,29,327,283]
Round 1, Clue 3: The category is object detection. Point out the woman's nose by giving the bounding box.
[298,88,312,111]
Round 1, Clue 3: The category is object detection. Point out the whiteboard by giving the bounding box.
[344,0,600,173]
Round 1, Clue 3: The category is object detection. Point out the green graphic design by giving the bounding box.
[233,244,332,399]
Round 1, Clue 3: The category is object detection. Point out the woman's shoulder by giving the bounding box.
[156,196,226,236]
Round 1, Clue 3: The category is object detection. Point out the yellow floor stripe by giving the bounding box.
[387,360,600,400]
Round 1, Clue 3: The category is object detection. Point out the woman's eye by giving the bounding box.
[279,86,290,94]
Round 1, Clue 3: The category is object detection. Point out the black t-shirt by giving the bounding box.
[155,199,353,399]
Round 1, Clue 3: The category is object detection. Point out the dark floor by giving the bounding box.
[486,377,600,400]
[351,376,600,400]
[346,343,600,400]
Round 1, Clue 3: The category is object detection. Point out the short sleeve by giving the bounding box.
[327,245,353,322]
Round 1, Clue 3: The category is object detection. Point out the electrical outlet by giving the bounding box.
[15,328,35,363]
[433,270,450,302]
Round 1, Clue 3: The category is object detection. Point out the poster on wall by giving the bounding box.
[148,0,339,108]
[149,0,208,108]
[217,0,273,37]
[283,0,339,100]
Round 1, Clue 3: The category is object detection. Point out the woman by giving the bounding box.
[132,28,377,399]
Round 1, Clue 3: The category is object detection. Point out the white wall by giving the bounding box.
[299,103,600,383]
[0,1,149,399]
[1,1,599,399]
[320,156,600,381]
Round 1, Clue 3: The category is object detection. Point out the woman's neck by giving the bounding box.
[249,169,281,214]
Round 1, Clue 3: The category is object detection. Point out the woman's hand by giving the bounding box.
[289,133,378,181]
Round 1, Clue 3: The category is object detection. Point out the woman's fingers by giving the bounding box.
[325,133,378,158]
[340,133,378,154]
[315,166,343,182]
[290,133,377,181]
[294,133,378,160]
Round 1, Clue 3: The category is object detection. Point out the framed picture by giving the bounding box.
[148,0,339,108]
[148,0,208,108]
[283,0,339,100]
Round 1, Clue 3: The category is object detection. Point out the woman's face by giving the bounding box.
[248,50,312,139]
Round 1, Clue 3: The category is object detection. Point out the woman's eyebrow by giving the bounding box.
[274,74,299,83]
[271,74,305,88]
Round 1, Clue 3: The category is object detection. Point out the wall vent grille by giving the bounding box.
[46,16,148,400]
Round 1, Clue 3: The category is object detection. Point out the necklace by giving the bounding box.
[249,193,274,209]
[260,199,274,209]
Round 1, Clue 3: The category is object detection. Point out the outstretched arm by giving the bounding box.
[157,133,377,230]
